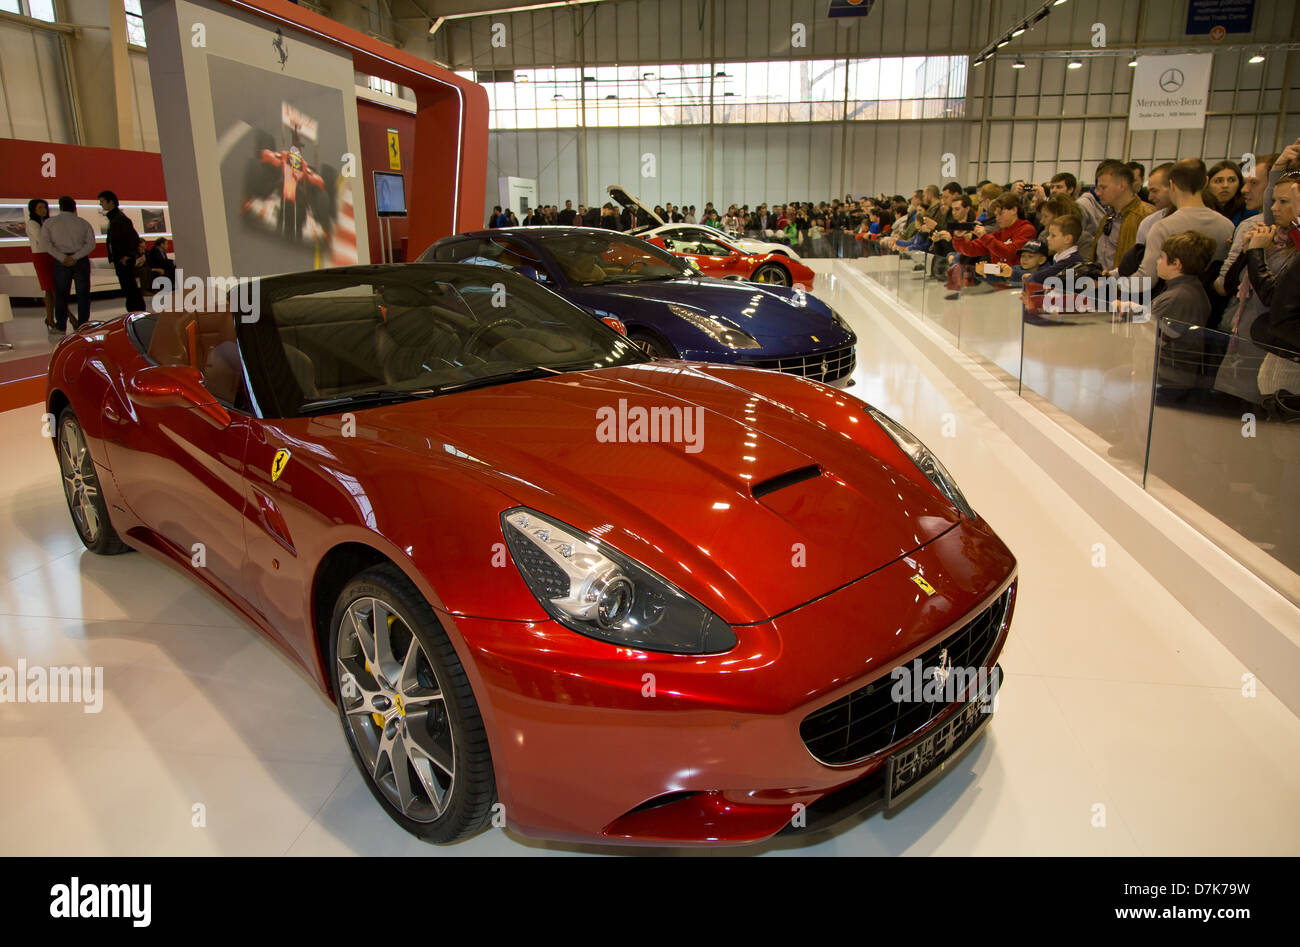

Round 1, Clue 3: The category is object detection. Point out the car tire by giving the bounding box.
[56,407,130,556]
[329,563,497,843]
[629,330,677,359]
[751,262,791,286]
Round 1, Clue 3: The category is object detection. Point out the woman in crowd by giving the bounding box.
[26,197,60,330]
[1208,161,1248,226]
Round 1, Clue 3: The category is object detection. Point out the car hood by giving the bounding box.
[360,363,958,622]
[607,184,664,226]
[562,278,852,350]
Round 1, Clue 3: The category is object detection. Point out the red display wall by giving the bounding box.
[357,100,416,263]
[0,138,168,265]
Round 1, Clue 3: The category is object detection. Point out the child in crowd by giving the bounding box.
[1024,215,1085,322]
[1151,231,1215,391]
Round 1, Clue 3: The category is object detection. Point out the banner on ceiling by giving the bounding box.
[828,0,875,17]
[1185,0,1255,35]
[1128,53,1213,130]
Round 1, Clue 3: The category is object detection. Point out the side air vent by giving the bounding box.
[751,464,822,499]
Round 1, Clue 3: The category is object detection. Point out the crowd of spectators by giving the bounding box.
[506,142,1299,416]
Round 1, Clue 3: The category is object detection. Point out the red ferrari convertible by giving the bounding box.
[47,263,1016,846]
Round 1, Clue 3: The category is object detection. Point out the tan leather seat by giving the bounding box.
[146,310,243,403]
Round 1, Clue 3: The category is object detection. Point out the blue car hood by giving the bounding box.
[562,277,853,350]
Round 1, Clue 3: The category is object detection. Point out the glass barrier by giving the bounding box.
[856,249,1300,602]
[1147,317,1300,581]
[1020,281,1156,484]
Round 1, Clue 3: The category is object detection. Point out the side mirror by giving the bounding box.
[126,364,231,430]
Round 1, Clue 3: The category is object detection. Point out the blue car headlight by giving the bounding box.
[868,408,975,518]
[501,508,737,654]
[667,304,761,350]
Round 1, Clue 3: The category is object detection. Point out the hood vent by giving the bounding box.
[751,464,822,499]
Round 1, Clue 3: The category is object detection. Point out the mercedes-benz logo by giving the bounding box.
[1159,68,1184,93]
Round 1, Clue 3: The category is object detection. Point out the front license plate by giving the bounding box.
[884,695,993,809]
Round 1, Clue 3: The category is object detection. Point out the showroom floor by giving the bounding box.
[1,262,1297,856]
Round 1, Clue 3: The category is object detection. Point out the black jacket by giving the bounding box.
[1246,246,1300,357]
[104,207,140,265]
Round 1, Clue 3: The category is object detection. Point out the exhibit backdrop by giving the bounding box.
[208,55,354,275]
[143,0,368,279]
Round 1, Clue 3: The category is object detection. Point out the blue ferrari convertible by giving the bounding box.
[417,227,856,385]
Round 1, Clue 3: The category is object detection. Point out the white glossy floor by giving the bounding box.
[2,264,1298,856]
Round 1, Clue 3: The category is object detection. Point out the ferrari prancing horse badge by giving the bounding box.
[271,449,291,482]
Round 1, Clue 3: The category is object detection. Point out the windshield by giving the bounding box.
[239,264,646,417]
[529,232,693,286]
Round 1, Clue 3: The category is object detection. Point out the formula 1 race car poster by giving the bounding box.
[208,55,359,276]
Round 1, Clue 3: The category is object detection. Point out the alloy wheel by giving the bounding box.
[753,264,791,286]
[336,596,454,823]
[58,417,100,544]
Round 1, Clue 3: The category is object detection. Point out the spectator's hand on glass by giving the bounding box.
[1247,223,1278,250]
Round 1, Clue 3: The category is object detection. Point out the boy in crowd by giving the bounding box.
[1025,215,1086,322]
[1150,230,1217,392]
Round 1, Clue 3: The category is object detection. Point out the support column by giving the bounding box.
[108,0,136,148]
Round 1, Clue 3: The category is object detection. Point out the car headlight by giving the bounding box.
[667,304,761,350]
[501,508,737,654]
[867,408,976,519]
[829,308,850,331]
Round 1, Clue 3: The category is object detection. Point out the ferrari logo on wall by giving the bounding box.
[387,129,401,170]
[271,449,292,482]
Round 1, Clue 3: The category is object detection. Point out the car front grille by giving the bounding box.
[740,345,856,383]
[799,589,1011,766]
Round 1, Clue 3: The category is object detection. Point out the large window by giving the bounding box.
[125,0,146,46]
[1,0,55,21]
[459,56,967,130]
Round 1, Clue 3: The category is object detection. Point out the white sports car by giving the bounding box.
[606,184,803,260]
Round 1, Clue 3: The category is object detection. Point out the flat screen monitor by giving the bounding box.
[374,171,407,218]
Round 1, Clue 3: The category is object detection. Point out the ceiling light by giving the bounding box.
[643,72,655,79]
[1054,0,1068,5]
[1128,57,1137,67]
[604,94,617,100]
[715,70,730,78]
[997,38,1010,48]
[656,91,666,97]
[1067,59,1083,69]
[1012,57,1026,69]
[552,93,564,100]
[1012,27,1026,37]
[1248,53,1265,64]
